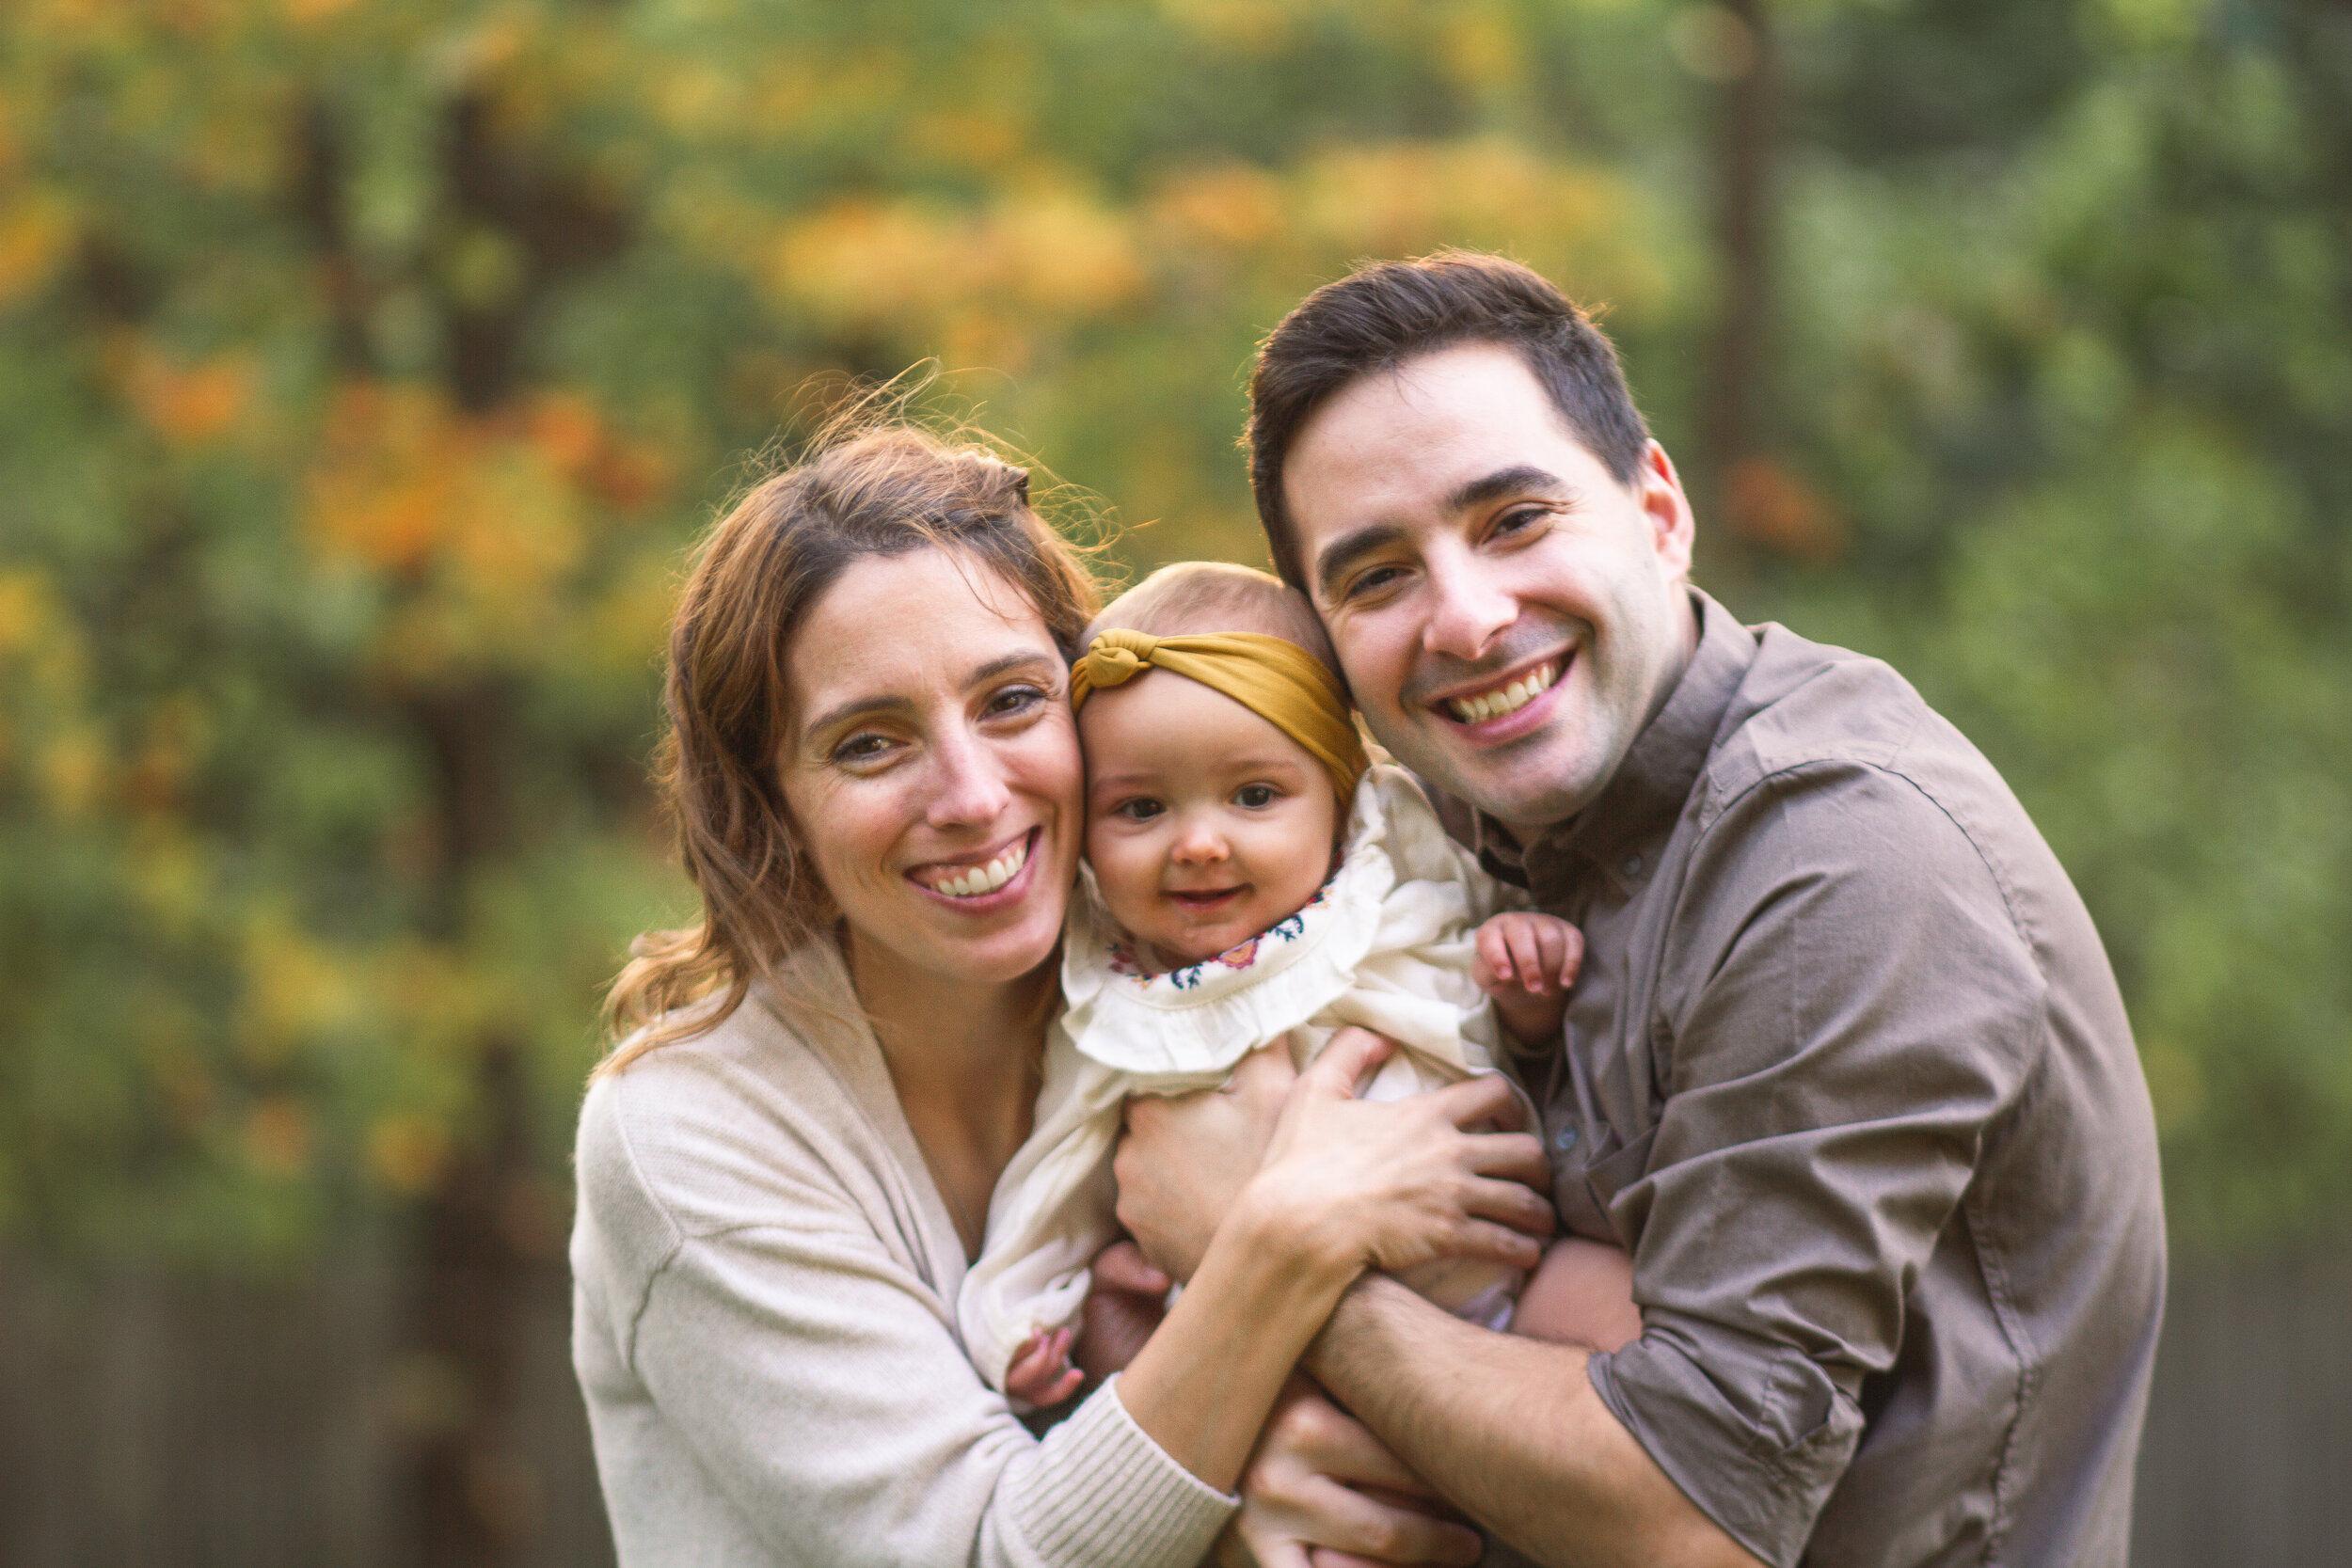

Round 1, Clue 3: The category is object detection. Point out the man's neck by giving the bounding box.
[1495,584,1703,849]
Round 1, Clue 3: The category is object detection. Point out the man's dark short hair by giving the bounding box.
[1246,250,1653,593]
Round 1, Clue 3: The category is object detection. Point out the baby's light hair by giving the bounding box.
[1085,561,1343,684]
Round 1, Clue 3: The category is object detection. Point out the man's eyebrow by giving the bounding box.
[1446,464,1576,514]
[802,651,1057,741]
[1312,466,1579,600]
[1313,522,1410,602]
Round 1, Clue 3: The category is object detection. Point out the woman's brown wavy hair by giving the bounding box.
[598,422,1102,1073]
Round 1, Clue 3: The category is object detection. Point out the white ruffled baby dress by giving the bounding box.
[957,763,1533,1396]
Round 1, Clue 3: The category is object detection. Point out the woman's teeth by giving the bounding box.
[1448,661,1558,724]
[931,837,1028,898]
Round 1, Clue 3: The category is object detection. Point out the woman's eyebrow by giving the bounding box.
[803,651,1058,742]
[967,650,1059,686]
[802,693,905,741]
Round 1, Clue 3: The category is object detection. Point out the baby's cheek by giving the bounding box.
[1084,828,1156,927]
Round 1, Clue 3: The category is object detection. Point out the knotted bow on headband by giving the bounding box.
[1071,627,1371,810]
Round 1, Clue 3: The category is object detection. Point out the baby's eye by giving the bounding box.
[1113,798,1166,823]
[1233,784,1279,809]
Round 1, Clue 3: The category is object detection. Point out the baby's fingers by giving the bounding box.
[1503,921,1549,993]
[1472,921,1513,990]
[1547,920,1586,987]
[1004,1327,1076,1402]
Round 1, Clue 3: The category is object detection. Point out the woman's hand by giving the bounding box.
[1117,1043,1298,1280]
[1216,1377,1483,1568]
[1241,1029,1553,1283]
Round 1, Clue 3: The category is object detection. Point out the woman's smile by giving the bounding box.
[909,827,1041,907]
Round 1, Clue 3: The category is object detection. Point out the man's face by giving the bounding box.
[1282,342,1697,839]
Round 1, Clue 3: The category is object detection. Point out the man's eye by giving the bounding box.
[1234,784,1278,809]
[1344,564,1406,600]
[1494,505,1552,538]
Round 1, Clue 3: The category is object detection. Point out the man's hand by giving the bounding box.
[1116,1040,1297,1280]
[1216,1377,1483,1568]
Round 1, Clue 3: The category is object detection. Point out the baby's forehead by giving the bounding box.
[1076,670,1328,776]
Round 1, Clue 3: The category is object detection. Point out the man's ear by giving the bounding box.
[1633,440,1696,581]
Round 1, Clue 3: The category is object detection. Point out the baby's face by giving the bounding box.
[1079,670,1341,966]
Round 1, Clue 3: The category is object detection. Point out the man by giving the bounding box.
[1113,252,2166,1567]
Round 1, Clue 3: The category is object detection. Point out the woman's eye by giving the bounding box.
[983,684,1046,719]
[1234,784,1278,809]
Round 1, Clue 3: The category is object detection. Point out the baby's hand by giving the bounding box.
[1471,911,1583,1048]
[1003,1325,1084,1409]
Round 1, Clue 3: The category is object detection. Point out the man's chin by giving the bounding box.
[1413,734,1598,836]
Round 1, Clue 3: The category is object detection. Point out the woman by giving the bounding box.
[570,425,1551,1568]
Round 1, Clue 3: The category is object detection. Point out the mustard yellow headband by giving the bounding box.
[1071,627,1371,811]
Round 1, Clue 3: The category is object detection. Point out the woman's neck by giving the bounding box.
[840,925,1053,1257]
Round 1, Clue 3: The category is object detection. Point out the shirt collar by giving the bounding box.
[1478,588,1757,888]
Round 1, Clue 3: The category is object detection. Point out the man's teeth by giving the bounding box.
[1448,662,1558,724]
[933,838,1028,898]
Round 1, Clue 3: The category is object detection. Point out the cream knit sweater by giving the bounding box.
[569,938,1236,1568]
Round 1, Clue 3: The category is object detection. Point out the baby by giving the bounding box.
[959,562,1587,1406]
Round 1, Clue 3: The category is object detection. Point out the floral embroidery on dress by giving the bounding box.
[1122,882,1334,992]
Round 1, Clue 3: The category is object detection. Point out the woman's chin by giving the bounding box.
[896,896,1065,988]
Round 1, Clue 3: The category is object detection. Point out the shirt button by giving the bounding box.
[1553,1124,1580,1153]
[1622,853,1644,877]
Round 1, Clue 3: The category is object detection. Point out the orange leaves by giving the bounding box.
[0,186,76,307]
[771,188,1146,366]
[1723,455,1845,561]
[109,335,256,446]
[756,137,1663,378]
[301,382,670,682]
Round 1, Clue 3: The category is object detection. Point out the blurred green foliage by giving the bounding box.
[0,0,2345,1261]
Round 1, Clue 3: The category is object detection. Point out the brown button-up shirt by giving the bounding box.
[1467,592,2165,1568]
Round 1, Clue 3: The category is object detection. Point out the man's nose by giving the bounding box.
[1422,551,1517,661]
[924,725,1012,830]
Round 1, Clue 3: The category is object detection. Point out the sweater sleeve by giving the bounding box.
[579,1078,1233,1568]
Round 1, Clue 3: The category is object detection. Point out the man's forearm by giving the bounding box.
[1305,1275,1764,1568]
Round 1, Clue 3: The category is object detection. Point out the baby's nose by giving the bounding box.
[1169,824,1230,863]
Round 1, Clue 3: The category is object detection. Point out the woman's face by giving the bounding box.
[777,547,1083,990]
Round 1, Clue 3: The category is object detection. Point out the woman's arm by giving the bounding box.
[574,1071,1234,1568]
[1109,1027,1552,1494]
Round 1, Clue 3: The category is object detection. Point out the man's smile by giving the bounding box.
[1432,653,1570,730]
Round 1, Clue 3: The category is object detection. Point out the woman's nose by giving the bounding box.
[923,726,1013,830]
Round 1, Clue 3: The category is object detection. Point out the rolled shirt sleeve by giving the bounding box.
[1584,760,2044,1567]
